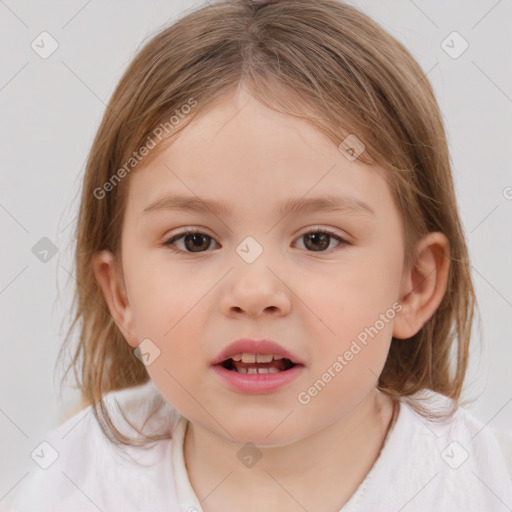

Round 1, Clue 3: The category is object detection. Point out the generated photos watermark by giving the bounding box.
[93,97,197,200]
[297,302,403,405]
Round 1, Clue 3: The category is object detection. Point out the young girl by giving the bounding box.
[4,0,512,510]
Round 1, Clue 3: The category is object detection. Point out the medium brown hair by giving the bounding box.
[58,0,477,446]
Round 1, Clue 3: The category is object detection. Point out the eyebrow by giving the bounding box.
[142,193,375,218]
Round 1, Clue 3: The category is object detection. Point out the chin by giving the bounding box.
[220,415,307,447]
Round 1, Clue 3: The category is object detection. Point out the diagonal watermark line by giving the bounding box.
[266,163,337,235]
[163,267,234,337]
[370,364,440,439]
[398,472,439,511]
[406,62,439,95]
[472,471,512,511]
[61,407,93,439]
[471,265,512,308]
[164,163,233,233]
[59,265,104,309]
[470,204,499,233]
[471,0,502,30]
[265,409,294,438]
[265,470,310,511]
[163,368,233,438]
[0,265,29,295]
[198,471,233,503]
[0,0,29,28]
[0,62,29,92]
[61,60,106,106]
[472,61,512,105]
[0,202,30,233]
[61,471,104,511]
[59,213,78,233]
[0,472,30,503]
[407,0,439,29]
[0,408,29,438]
[210,87,250,144]
[401,400,440,439]
[59,264,133,338]
[471,397,512,439]
[61,0,93,29]
[265,265,337,335]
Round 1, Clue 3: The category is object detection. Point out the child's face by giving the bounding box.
[117,88,407,444]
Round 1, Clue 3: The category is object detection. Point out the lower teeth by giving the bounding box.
[233,367,280,374]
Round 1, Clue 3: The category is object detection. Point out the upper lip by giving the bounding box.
[211,338,304,366]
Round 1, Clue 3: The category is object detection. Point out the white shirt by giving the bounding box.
[3,380,512,512]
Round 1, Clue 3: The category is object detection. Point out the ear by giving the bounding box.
[393,232,450,339]
[92,250,139,348]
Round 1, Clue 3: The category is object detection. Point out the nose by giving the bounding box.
[220,258,292,319]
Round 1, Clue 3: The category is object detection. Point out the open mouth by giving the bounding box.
[219,354,297,374]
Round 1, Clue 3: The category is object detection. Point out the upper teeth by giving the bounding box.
[231,353,284,363]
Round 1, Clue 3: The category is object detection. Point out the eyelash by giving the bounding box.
[162,227,349,254]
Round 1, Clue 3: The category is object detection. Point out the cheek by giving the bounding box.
[297,249,402,342]
[337,235,404,324]
[123,258,208,386]
[298,322,393,420]
[124,249,200,336]
[297,243,401,390]
[137,300,207,418]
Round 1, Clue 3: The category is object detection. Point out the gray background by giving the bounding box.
[1,0,511,497]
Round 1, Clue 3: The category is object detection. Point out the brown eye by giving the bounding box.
[295,229,346,252]
[164,230,218,253]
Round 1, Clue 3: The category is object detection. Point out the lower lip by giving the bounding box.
[211,364,304,393]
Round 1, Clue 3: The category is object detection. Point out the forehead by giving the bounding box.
[126,89,395,220]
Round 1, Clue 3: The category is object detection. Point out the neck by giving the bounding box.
[183,389,396,512]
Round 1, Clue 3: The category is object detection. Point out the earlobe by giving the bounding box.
[392,232,450,340]
[92,250,138,347]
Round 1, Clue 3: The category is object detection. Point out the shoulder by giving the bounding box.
[3,381,182,512]
[357,391,512,512]
[398,392,511,475]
